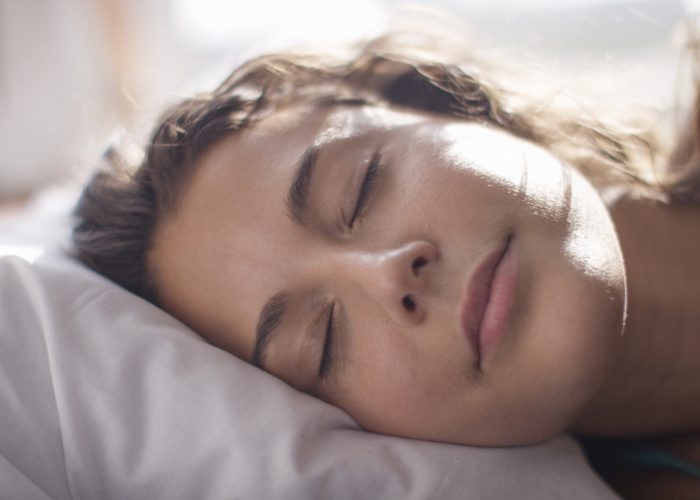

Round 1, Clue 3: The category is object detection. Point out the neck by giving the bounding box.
[572,191,700,438]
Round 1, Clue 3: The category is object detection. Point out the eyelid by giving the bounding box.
[348,150,384,228]
[318,302,336,379]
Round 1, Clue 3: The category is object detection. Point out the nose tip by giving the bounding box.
[373,239,438,326]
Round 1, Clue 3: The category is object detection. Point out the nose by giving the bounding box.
[350,240,438,327]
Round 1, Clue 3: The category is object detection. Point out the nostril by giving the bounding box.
[402,295,416,312]
[412,257,427,272]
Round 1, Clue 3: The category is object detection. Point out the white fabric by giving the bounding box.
[0,195,620,500]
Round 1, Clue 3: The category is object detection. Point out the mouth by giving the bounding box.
[460,233,516,371]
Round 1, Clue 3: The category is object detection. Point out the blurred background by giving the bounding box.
[0,0,694,202]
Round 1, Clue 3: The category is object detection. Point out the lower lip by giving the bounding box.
[478,236,517,367]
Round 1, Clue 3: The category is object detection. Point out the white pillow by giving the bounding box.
[0,196,619,500]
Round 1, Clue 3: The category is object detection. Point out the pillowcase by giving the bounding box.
[0,194,620,499]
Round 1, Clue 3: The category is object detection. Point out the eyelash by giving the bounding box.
[348,150,383,228]
[320,152,383,379]
[319,302,336,379]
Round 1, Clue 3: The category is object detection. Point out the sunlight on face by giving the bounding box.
[151,101,627,446]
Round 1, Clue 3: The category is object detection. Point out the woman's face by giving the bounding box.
[151,100,626,446]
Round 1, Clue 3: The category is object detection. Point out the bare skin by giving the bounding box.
[573,195,700,438]
[574,195,700,499]
[151,101,627,446]
[570,98,700,497]
[150,99,699,458]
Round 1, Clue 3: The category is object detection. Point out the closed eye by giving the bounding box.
[348,150,384,228]
[319,302,336,379]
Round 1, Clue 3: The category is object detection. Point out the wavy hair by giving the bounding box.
[72,31,697,303]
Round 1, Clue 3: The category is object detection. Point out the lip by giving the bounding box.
[460,234,516,370]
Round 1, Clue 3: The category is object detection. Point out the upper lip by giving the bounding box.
[460,235,512,370]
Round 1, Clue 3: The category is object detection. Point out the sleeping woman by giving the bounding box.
[72,31,700,498]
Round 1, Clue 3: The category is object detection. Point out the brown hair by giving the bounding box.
[72,32,694,303]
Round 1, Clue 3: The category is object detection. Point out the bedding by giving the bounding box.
[0,189,621,499]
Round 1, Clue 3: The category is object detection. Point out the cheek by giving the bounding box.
[535,248,625,390]
[335,320,467,438]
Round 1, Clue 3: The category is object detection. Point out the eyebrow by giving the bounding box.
[252,292,288,368]
[285,97,372,227]
[285,144,319,227]
[252,144,321,368]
